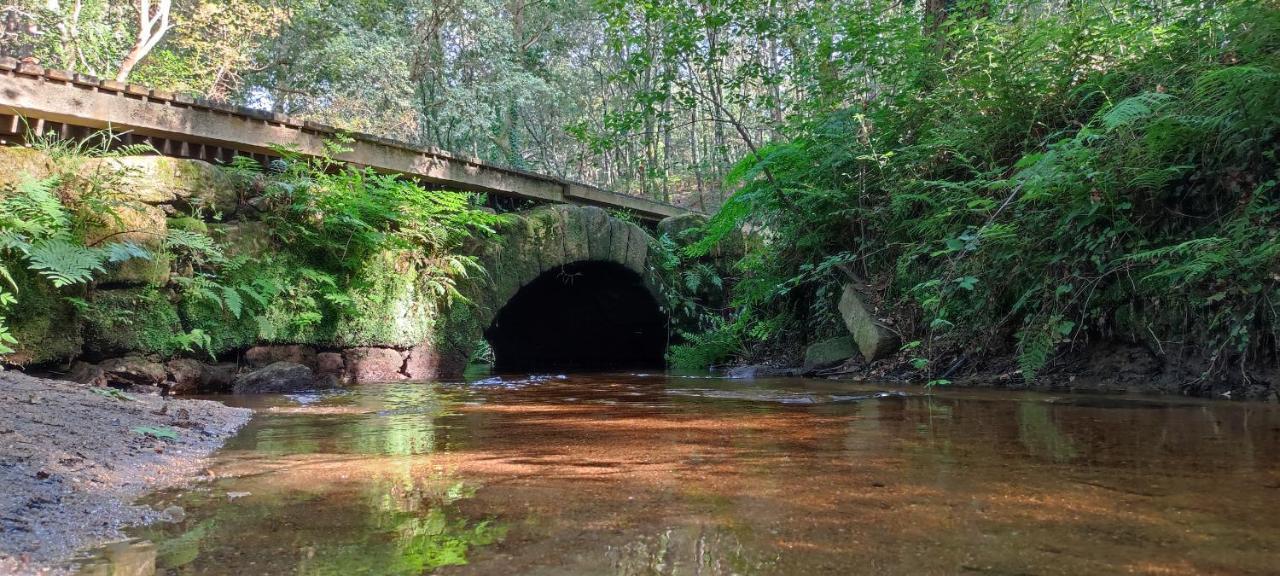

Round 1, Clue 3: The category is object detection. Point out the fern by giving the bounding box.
[0,176,68,237]
[1099,92,1176,131]
[164,228,227,266]
[103,241,152,263]
[25,239,106,288]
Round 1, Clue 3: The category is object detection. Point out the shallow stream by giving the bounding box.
[74,374,1280,575]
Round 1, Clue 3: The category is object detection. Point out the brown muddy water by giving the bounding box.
[71,374,1280,575]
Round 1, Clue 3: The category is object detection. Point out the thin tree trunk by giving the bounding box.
[115,0,172,82]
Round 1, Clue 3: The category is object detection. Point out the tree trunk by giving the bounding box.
[115,0,172,82]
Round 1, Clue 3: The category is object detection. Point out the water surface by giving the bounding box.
[75,374,1280,575]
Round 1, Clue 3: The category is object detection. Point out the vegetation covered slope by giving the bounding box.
[673,1,1279,392]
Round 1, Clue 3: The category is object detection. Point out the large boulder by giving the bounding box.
[402,343,441,380]
[657,213,707,244]
[200,362,239,393]
[3,270,83,366]
[232,361,318,394]
[330,250,436,348]
[81,288,183,357]
[0,147,57,191]
[84,156,238,215]
[802,336,857,372]
[342,347,406,382]
[164,358,205,395]
[838,284,899,362]
[207,221,273,259]
[84,201,170,286]
[99,356,167,389]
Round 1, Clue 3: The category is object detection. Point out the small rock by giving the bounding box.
[226,491,251,500]
[66,361,108,387]
[160,505,185,523]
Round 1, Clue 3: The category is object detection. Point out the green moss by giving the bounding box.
[331,250,441,347]
[432,300,486,376]
[179,298,259,355]
[167,216,209,235]
[82,288,183,357]
[4,269,83,366]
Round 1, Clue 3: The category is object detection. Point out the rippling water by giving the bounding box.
[74,374,1280,575]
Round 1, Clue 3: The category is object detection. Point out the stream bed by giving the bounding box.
[72,373,1280,575]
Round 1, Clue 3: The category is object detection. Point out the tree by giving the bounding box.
[115,0,172,81]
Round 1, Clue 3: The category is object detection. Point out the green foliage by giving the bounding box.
[91,387,135,402]
[689,0,1280,382]
[667,316,744,370]
[252,143,502,311]
[0,165,151,356]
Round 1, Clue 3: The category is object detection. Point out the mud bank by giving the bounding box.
[800,342,1279,401]
[0,371,251,574]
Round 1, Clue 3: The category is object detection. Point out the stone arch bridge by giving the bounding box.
[0,64,719,379]
[436,204,682,374]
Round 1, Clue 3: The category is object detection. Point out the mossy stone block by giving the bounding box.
[82,288,183,357]
[3,270,83,366]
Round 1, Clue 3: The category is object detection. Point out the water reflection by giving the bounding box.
[71,376,1280,575]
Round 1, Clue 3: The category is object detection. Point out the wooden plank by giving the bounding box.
[0,70,693,220]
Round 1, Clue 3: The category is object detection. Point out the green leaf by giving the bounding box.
[132,426,179,441]
[26,239,106,287]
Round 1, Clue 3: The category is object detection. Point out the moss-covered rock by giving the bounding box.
[0,148,57,193]
[81,288,183,358]
[838,284,899,362]
[331,250,440,348]
[802,336,857,372]
[84,156,239,215]
[85,201,171,286]
[3,270,83,366]
[179,297,260,356]
[207,221,273,259]
[167,216,208,235]
[657,213,708,244]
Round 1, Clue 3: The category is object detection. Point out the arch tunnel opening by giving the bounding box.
[484,261,668,372]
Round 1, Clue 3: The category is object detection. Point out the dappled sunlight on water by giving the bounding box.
[72,374,1280,575]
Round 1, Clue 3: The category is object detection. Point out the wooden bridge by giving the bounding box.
[0,58,688,221]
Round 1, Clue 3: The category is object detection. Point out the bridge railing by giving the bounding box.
[0,58,691,221]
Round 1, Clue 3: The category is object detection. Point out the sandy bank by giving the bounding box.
[0,371,251,574]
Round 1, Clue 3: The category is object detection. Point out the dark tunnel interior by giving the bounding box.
[484,261,668,372]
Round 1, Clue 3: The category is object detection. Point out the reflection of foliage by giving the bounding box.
[128,385,503,575]
[387,507,506,573]
[1017,403,1077,463]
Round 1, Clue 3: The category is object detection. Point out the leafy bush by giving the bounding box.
[690,1,1280,381]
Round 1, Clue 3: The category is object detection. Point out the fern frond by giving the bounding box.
[26,239,106,287]
[1099,92,1176,131]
